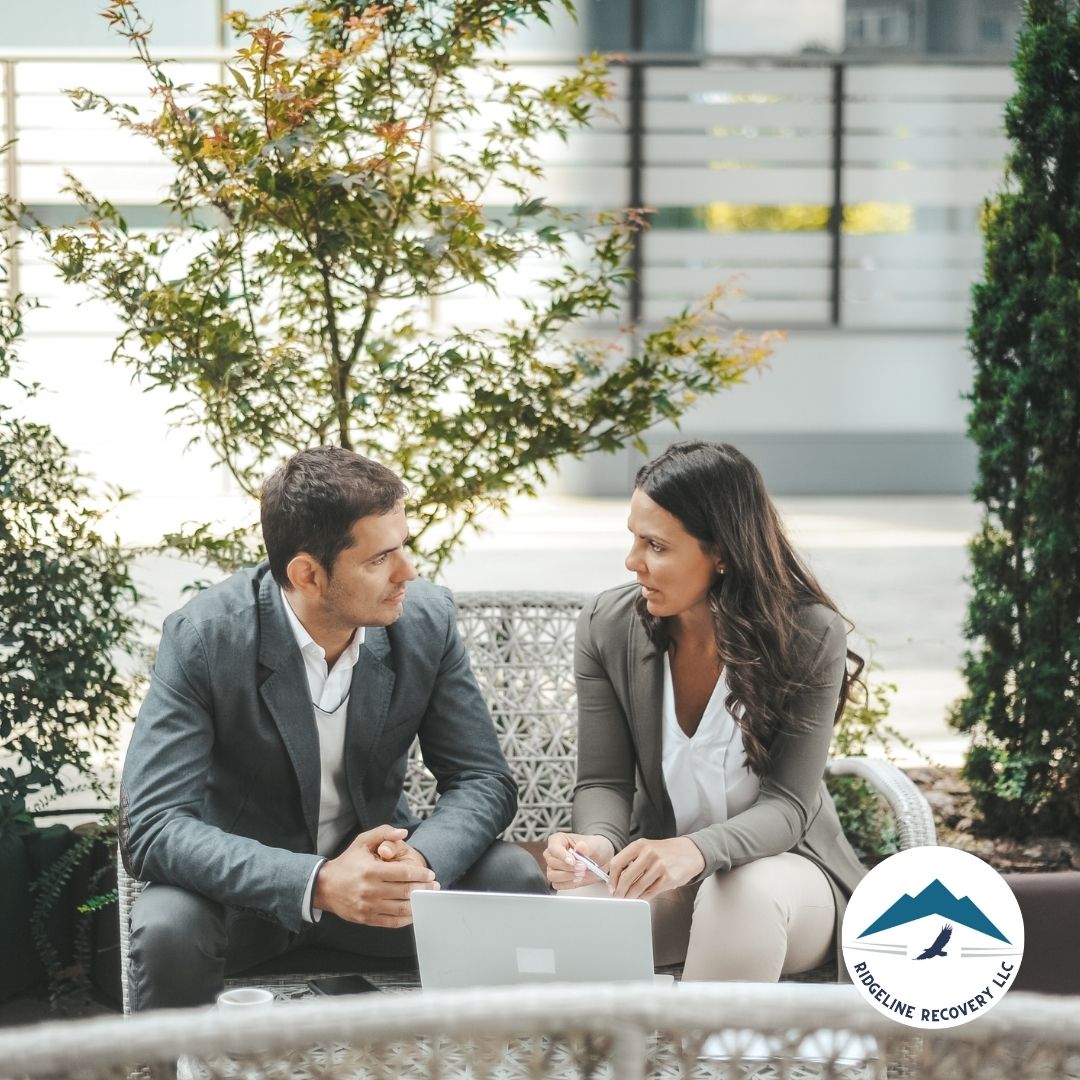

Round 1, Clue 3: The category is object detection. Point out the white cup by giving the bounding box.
[213,988,276,1057]
[216,987,275,1008]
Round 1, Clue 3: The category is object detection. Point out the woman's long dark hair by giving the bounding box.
[634,440,864,777]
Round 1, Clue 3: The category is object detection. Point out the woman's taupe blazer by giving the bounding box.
[571,582,867,970]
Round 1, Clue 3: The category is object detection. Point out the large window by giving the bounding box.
[5,0,222,48]
[505,0,845,57]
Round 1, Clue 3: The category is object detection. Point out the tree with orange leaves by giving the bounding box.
[46,1,773,571]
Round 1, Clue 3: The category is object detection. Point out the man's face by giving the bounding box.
[320,502,418,629]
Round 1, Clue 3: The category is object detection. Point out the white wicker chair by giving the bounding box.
[117,591,937,1013]
[3,983,1078,1080]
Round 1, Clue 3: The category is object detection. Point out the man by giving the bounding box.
[120,447,546,1010]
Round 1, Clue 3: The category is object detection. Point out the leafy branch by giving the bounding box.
[46,0,775,575]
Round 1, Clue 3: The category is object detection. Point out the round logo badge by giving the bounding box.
[842,847,1024,1029]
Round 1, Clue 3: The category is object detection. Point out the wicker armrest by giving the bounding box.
[826,755,938,849]
[116,849,146,1015]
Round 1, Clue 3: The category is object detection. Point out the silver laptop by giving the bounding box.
[410,890,654,990]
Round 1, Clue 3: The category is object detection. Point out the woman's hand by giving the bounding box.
[543,832,616,890]
[608,837,705,900]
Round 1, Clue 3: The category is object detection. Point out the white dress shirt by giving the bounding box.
[281,589,363,921]
[661,654,760,836]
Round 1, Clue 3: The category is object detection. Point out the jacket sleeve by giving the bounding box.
[119,612,321,932]
[570,601,636,854]
[405,591,517,885]
[685,609,847,877]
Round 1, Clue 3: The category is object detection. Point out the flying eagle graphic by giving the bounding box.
[915,923,953,960]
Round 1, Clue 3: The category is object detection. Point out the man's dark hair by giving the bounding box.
[260,447,407,588]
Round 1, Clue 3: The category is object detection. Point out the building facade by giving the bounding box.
[2,1,1018,498]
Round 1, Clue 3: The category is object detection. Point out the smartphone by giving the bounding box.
[307,973,381,996]
[570,848,610,883]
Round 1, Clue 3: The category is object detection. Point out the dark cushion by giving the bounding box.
[1002,871,1080,995]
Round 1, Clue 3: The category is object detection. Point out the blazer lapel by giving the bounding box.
[626,615,670,826]
[344,625,396,825]
[257,575,321,849]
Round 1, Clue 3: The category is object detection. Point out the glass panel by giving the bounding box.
[705,0,843,55]
[845,0,1023,59]
[4,0,220,48]
[495,4,583,55]
[581,0,704,52]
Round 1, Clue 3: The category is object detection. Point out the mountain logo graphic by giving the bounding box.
[858,878,1010,943]
[841,847,1025,1031]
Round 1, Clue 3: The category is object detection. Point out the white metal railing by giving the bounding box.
[2,53,1012,332]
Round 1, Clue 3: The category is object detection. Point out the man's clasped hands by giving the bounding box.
[313,825,438,929]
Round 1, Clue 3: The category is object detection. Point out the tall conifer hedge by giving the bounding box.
[953,0,1080,839]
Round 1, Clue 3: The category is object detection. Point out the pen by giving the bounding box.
[569,847,610,884]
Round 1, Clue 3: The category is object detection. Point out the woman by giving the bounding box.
[543,440,867,981]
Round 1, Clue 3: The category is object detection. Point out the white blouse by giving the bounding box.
[661,654,760,835]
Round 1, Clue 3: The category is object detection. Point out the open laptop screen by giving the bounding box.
[410,890,654,990]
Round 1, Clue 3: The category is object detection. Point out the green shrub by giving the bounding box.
[952,0,1080,840]
[0,409,142,817]
[1,202,141,818]
[828,675,911,862]
[0,199,141,1007]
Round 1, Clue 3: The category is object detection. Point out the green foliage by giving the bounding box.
[828,675,910,862]
[0,795,36,837]
[160,520,261,589]
[952,0,1080,840]
[29,820,116,1011]
[77,887,119,915]
[44,0,773,573]
[0,200,144,822]
[0,416,143,814]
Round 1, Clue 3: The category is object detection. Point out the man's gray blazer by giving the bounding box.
[120,564,516,932]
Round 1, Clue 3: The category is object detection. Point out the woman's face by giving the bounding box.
[625,488,724,619]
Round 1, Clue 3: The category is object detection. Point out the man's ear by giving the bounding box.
[285,552,325,596]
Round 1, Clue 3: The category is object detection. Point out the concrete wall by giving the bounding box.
[552,328,976,496]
